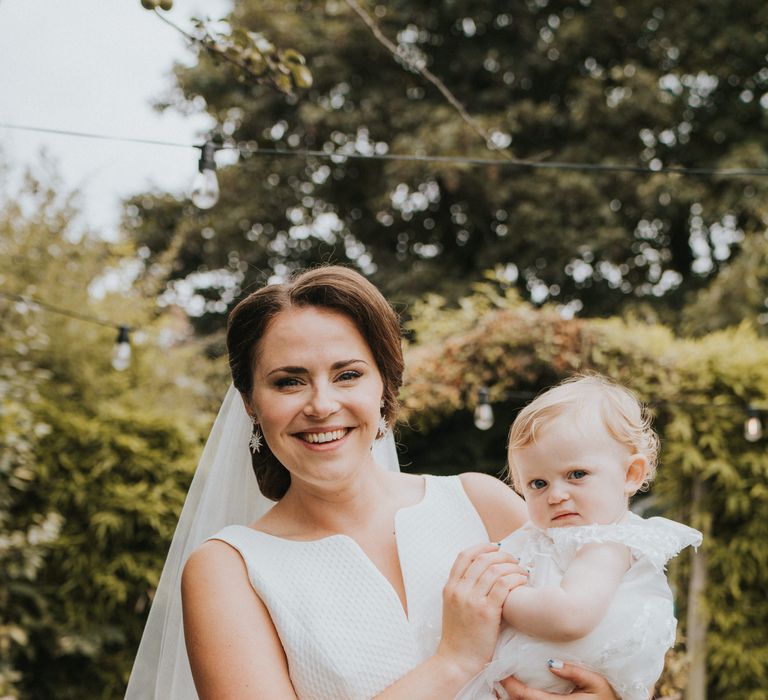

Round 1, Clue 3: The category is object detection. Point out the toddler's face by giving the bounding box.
[510,408,644,529]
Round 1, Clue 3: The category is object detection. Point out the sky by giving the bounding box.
[0,0,231,241]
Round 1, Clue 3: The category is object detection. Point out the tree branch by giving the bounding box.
[343,0,514,160]
[151,10,306,95]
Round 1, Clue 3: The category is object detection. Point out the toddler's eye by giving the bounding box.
[569,469,588,480]
[529,478,548,490]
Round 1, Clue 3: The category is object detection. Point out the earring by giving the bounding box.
[376,398,389,440]
[249,419,263,454]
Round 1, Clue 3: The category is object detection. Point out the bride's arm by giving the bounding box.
[182,541,299,700]
[459,472,528,541]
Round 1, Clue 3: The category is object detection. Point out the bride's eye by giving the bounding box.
[337,370,362,382]
[274,377,302,388]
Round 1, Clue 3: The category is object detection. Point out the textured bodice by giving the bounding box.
[210,475,489,700]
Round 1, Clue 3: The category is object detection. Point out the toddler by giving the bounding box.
[458,375,702,700]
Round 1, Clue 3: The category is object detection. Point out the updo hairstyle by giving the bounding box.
[226,265,404,500]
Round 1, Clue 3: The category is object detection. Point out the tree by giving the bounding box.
[126,0,768,335]
[0,163,223,698]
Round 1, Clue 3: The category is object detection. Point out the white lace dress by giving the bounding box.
[209,475,489,700]
[456,513,702,700]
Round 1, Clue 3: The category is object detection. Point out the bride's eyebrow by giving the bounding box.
[266,359,369,376]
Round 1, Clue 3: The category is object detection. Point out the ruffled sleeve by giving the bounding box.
[546,513,702,573]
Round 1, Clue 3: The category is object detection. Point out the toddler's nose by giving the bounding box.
[547,483,569,504]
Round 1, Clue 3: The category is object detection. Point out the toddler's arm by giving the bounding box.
[502,542,630,642]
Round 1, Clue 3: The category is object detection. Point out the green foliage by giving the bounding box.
[400,285,768,697]
[183,18,314,96]
[0,166,220,698]
[9,400,195,700]
[127,0,768,335]
[680,232,768,336]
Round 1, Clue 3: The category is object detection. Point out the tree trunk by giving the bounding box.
[685,475,708,700]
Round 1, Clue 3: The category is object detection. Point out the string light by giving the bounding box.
[744,406,763,442]
[2,288,766,424]
[3,122,768,179]
[190,141,220,209]
[473,387,494,431]
[0,291,133,372]
[111,325,133,372]
[468,383,765,444]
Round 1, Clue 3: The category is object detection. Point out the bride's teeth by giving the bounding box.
[303,430,346,444]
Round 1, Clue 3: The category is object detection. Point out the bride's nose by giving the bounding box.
[302,382,340,418]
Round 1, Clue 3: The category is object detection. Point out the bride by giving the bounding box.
[126,265,619,699]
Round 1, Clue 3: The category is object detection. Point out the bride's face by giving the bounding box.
[248,305,384,490]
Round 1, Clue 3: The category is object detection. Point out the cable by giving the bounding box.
[239,146,768,177]
[0,123,191,150]
[0,290,130,331]
[3,121,768,178]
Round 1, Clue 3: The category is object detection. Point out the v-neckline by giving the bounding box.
[247,475,430,623]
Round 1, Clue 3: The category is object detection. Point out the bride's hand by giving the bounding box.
[499,661,619,699]
[435,543,528,677]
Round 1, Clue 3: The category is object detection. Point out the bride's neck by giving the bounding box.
[267,467,399,538]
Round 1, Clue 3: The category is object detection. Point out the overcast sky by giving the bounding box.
[0,0,231,240]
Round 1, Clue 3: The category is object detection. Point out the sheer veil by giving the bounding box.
[125,384,400,699]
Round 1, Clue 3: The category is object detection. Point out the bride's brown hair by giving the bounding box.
[226,265,404,500]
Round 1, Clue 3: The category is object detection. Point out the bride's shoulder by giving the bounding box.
[183,537,248,587]
[458,472,527,541]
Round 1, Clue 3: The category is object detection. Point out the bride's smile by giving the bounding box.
[248,305,384,486]
[297,428,349,444]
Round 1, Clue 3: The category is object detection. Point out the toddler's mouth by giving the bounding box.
[552,511,579,521]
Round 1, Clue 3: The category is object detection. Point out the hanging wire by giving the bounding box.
[0,290,130,331]
[0,290,134,370]
[0,123,191,150]
[3,122,768,178]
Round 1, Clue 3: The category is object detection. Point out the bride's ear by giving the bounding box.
[624,454,648,495]
[239,391,255,419]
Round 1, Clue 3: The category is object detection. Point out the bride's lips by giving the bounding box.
[293,427,352,450]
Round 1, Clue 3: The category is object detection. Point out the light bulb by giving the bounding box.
[111,325,132,371]
[744,409,763,443]
[191,168,219,209]
[474,387,494,430]
[191,141,220,209]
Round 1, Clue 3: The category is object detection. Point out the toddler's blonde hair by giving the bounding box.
[507,374,659,494]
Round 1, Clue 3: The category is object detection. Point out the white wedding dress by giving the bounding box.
[126,386,462,699]
[456,513,702,700]
[210,474,489,699]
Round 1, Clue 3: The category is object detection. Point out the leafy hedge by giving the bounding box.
[0,173,216,699]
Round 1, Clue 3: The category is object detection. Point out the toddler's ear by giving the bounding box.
[624,454,648,495]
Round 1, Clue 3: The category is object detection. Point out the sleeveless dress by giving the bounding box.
[456,513,702,700]
[209,475,489,700]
